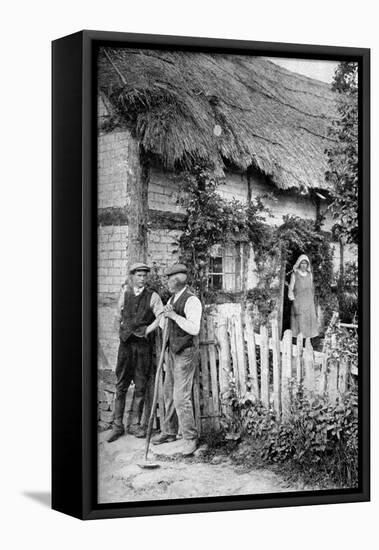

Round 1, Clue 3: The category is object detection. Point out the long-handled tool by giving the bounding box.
[137,320,169,469]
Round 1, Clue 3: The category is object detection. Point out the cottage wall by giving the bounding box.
[97,121,354,370]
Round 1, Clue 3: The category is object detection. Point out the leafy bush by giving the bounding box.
[338,261,358,323]
[221,383,358,487]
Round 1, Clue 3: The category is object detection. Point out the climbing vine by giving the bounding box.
[177,166,244,302]
[177,166,336,330]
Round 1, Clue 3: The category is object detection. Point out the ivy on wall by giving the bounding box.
[177,165,248,303]
[176,166,337,331]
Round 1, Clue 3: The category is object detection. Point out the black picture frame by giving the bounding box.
[52,30,370,520]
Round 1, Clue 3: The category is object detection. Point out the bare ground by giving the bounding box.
[98,431,309,503]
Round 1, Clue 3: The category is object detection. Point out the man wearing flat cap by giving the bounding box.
[107,262,164,443]
[152,263,202,456]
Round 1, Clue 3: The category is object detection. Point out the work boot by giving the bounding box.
[152,433,177,445]
[106,425,125,443]
[107,394,126,443]
[129,424,147,438]
[179,439,198,456]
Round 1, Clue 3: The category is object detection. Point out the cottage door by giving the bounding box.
[279,248,302,336]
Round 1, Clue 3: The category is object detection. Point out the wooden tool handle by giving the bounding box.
[144,320,169,461]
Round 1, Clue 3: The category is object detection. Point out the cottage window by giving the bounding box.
[208,243,242,292]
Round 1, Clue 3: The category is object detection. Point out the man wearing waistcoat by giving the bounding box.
[152,264,202,456]
[106,262,164,443]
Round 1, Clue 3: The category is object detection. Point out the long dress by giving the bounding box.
[290,271,318,338]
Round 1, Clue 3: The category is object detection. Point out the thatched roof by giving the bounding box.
[98,47,337,192]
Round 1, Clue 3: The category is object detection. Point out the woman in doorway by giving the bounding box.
[288,254,319,339]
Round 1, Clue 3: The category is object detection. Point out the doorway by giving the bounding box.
[281,248,302,337]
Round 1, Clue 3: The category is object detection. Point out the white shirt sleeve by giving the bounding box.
[150,292,164,318]
[172,296,202,336]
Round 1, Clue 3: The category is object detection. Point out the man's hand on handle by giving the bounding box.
[163,303,176,320]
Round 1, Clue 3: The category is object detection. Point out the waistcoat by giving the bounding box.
[119,287,155,343]
[168,288,198,354]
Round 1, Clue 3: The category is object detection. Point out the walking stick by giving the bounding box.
[138,319,169,469]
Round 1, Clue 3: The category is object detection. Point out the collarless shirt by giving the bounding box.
[165,286,202,336]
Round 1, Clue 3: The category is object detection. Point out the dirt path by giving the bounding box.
[98,431,306,503]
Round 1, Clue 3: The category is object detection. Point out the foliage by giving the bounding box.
[221,384,358,487]
[177,167,337,326]
[146,262,171,304]
[325,62,358,245]
[177,165,266,303]
[245,197,275,259]
[337,261,358,323]
[247,287,277,325]
[323,322,358,375]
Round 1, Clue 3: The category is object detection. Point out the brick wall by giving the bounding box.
[148,168,185,213]
[98,131,131,209]
[98,225,129,295]
[147,228,182,270]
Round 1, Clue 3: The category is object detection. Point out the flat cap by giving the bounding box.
[129,262,150,274]
[164,263,188,277]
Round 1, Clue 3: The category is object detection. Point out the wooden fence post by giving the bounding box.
[271,317,281,415]
[260,325,270,408]
[217,320,232,423]
[245,315,259,400]
[327,362,338,404]
[207,317,220,430]
[193,356,202,434]
[303,338,315,396]
[200,318,212,426]
[234,315,247,396]
[338,356,350,396]
[296,333,303,384]
[228,317,240,395]
[318,355,328,394]
[218,320,231,397]
[281,329,292,420]
[326,333,338,404]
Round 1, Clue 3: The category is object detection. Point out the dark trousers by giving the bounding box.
[113,336,153,428]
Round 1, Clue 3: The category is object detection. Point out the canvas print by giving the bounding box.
[96,47,359,504]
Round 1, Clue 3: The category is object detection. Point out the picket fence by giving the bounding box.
[100,312,356,435]
[136,313,357,434]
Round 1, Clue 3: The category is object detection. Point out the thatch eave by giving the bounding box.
[98,48,338,192]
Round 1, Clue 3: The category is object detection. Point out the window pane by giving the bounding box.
[210,274,223,290]
[210,256,223,273]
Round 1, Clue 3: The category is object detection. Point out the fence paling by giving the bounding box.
[193,360,202,433]
[303,339,315,394]
[260,325,270,408]
[228,317,240,394]
[217,320,232,400]
[318,355,328,394]
[271,318,281,414]
[234,316,248,396]
[327,361,338,404]
[296,333,303,383]
[338,356,350,395]
[245,316,259,400]
[200,319,212,422]
[281,329,292,419]
[207,317,220,430]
